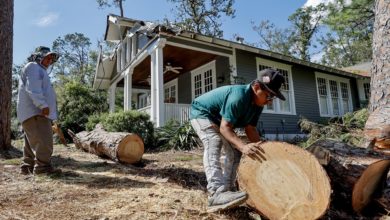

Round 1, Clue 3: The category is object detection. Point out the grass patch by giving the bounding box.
[1,158,22,165]
[175,155,197,162]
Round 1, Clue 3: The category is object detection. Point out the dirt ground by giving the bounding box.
[0,141,258,220]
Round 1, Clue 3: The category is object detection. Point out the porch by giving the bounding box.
[95,37,233,127]
[93,15,235,127]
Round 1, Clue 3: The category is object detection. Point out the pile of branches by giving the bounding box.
[298,109,369,148]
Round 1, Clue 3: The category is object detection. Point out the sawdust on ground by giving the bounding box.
[0,141,257,220]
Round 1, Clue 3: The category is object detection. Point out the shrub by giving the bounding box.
[155,120,201,151]
[57,81,108,139]
[86,113,108,131]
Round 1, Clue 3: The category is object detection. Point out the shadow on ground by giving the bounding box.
[0,146,23,159]
[51,170,156,189]
[131,166,207,191]
[51,155,207,191]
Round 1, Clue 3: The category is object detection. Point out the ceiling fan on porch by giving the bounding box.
[139,75,151,85]
[164,62,183,74]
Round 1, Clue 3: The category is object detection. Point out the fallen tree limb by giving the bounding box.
[307,139,390,214]
[68,125,144,164]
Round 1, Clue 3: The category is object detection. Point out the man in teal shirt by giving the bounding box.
[190,68,286,212]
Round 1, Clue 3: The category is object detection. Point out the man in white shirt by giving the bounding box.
[17,46,61,175]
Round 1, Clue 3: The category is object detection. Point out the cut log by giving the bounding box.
[307,139,390,214]
[68,125,144,164]
[237,141,331,220]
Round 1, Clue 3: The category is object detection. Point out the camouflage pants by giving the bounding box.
[191,118,242,194]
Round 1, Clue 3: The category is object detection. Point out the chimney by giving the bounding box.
[236,36,244,44]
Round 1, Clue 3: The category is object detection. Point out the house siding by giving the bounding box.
[177,71,192,104]
[349,78,360,111]
[216,56,230,87]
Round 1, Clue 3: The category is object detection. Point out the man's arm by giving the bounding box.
[220,118,264,158]
[245,125,261,143]
[23,65,49,112]
[220,117,247,151]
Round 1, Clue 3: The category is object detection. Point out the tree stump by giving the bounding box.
[68,125,144,164]
[237,141,331,220]
[307,139,390,213]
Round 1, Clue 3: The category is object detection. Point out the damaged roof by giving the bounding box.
[104,14,370,80]
[105,14,181,42]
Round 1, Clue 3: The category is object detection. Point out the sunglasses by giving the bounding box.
[266,94,276,101]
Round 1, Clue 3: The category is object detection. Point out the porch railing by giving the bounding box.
[164,103,191,124]
[137,103,191,124]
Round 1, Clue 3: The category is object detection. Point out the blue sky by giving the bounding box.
[13,0,322,65]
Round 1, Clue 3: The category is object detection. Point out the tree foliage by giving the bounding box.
[251,20,293,57]
[288,4,326,61]
[168,0,235,38]
[320,0,374,67]
[252,4,326,61]
[52,33,95,85]
[299,109,369,148]
[252,0,373,66]
[96,0,125,17]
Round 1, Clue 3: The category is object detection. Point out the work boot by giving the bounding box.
[20,166,34,175]
[207,190,248,213]
[33,167,62,176]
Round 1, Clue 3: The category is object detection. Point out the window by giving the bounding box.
[191,61,216,99]
[315,72,352,117]
[340,82,351,115]
[317,77,329,115]
[138,93,148,109]
[164,79,178,103]
[256,58,296,115]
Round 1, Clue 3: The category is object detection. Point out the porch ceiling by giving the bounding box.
[132,44,217,86]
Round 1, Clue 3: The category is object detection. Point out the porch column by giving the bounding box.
[131,34,137,60]
[109,83,117,113]
[229,47,238,84]
[150,39,166,127]
[124,68,133,111]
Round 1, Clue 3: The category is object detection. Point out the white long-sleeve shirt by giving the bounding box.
[17,62,57,123]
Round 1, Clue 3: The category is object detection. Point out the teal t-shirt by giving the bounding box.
[190,84,263,128]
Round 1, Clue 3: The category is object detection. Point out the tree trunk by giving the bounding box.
[364,0,390,149]
[68,125,144,164]
[237,141,331,220]
[0,0,13,151]
[307,139,390,214]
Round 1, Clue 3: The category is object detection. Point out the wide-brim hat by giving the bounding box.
[35,46,59,62]
[258,68,286,101]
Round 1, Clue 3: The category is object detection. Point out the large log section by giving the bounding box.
[68,125,144,164]
[307,139,390,213]
[237,141,331,220]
